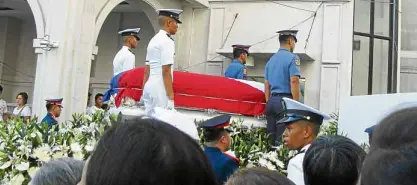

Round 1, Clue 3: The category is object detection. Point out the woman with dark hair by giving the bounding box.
[225,168,295,185]
[11,92,31,122]
[303,136,366,185]
[86,116,217,185]
[361,106,417,185]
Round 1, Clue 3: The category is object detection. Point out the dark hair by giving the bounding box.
[361,144,417,185]
[233,48,247,59]
[0,85,3,92]
[370,107,417,150]
[86,117,217,185]
[46,104,53,111]
[95,93,104,101]
[16,92,28,104]
[279,35,293,43]
[203,128,228,142]
[226,168,295,185]
[303,136,366,185]
[360,106,417,185]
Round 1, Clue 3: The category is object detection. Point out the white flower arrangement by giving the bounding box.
[0,113,114,185]
[0,111,340,184]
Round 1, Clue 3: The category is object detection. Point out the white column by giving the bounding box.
[319,1,354,115]
[32,0,96,121]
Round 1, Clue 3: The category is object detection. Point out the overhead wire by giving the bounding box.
[265,0,316,13]
[304,2,323,50]
[179,1,324,71]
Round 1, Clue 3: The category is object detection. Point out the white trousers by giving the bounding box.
[142,77,169,116]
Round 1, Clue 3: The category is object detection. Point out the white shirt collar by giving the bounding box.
[301,144,311,152]
[159,29,169,35]
[122,46,130,50]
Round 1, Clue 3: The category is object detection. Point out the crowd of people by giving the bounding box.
[28,100,417,185]
[2,5,415,185]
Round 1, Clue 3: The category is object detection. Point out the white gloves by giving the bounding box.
[167,100,175,110]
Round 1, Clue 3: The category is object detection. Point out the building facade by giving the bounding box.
[0,0,406,122]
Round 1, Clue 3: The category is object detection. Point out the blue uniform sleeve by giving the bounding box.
[289,55,301,77]
[221,158,239,183]
[264,62,269,80]
[237,66,247,79]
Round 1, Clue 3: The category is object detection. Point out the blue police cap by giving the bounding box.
[157,9,183,24]
[364,125,375,136]
[45,98,63,107]
[278,97,330,125]
[200,115,233,132]
[277,30,298,42]
[232,44,251,56]
[118,28,141,40]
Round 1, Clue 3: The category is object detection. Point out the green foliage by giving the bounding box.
[1,111,344,184]
[0,113,111,185]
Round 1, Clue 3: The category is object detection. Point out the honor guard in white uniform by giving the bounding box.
[142,9,183,115]
[112,28,140,76]
[279,97,330,185]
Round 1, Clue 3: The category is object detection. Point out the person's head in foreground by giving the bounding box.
[303,135,366,185]
[369,103,417,149]
[30,157,84,185]
[280,98,330,150]
[225,167,295,185]
[200,114,233,152]
[361,104,417,185]
[86,116,217,185]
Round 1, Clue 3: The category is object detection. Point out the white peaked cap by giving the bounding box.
[118,28,141,35]
[156,9,183,15]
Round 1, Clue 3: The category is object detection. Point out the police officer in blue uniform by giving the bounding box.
[264,30,301,146]
[200,115,239,185]
[279,97,330,185]
[224,44,250,80]
[40,98,63,128]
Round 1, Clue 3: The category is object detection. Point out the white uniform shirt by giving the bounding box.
[113,46,135,76]
[142,30,175,115]
[145,30,175,77]
[87,106,104,115]
[0,99,7,121]
[12,105,31,117]
[287,144,311,185]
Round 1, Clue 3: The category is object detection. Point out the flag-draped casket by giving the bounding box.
[103,67,266,116]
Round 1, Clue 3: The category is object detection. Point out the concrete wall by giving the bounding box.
[0,0,356,120]
[399,0,417,93]
[198,0,354,115]
[0,16,36,104]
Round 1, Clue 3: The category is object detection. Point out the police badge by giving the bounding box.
[295,59,301,66]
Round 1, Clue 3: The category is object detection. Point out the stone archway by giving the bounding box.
[26,0,45,38]
[0,0,45,109]
[88,0,182,105]
[93,0,165,46]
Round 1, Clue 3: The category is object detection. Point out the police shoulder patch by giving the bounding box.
[295,59,300,66]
